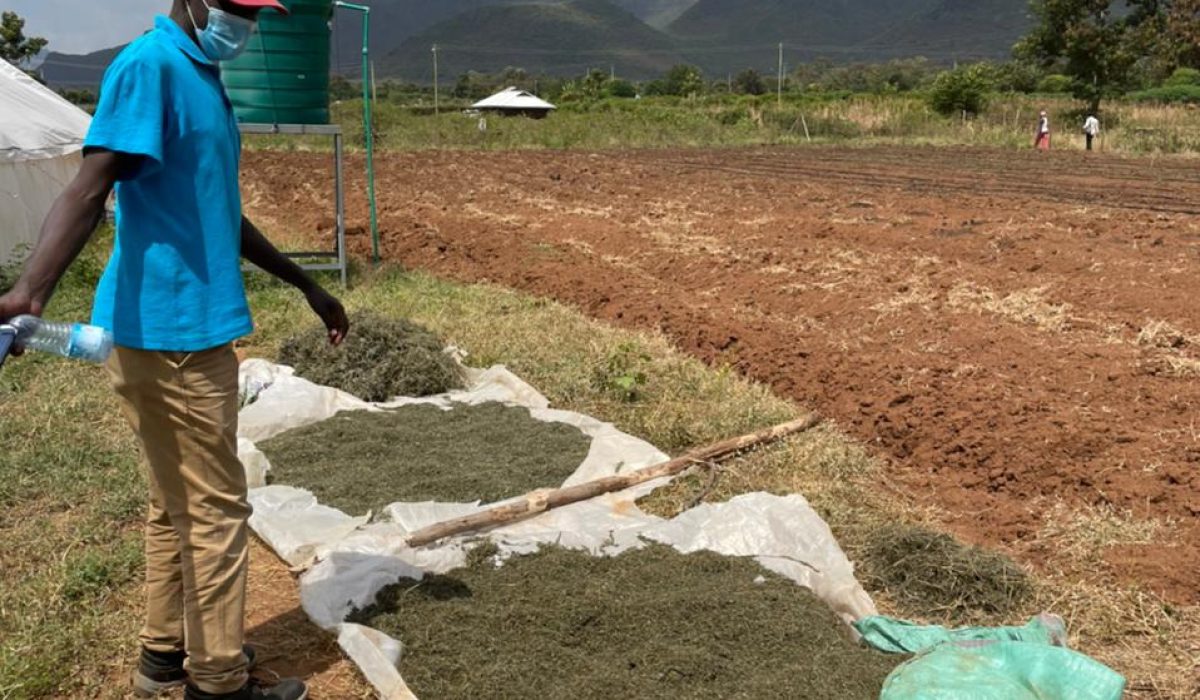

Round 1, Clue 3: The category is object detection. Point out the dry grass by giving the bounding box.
[1131,319,1200,378]
[871,277,938,315]
[1038,503,1166,561]
[1157,355,1200,378]
[1136,319,1195,349]
[1031,579,1197,699]
[948,283,1074,332]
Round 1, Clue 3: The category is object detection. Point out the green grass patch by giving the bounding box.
[348,544,901,700]
[259,402,593,512]
[0,232,145,699]
[60,535,144,602]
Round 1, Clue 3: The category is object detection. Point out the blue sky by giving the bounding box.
[8,1,162,54]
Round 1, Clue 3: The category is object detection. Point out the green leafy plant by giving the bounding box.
[1036,73,1074,94]
[593,341,651,402]
[928,64,993,116]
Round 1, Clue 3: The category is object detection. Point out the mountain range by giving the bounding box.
[41,0,1031,87]
[381,0,689,80]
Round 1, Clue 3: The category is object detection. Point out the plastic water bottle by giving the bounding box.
[8,315,114,363]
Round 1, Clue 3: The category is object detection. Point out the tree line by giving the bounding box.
[414,1,1200,114]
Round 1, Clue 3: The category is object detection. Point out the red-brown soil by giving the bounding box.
[243,145,1200,606]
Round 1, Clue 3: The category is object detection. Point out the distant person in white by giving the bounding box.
[1035,110,1051,151]
[1083,115,1101,151]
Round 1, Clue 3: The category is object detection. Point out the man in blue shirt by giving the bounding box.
[0,2,347,699]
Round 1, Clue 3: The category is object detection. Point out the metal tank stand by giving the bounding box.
[239,123,348,287]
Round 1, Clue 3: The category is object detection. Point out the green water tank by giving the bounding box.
[221,0,333,125]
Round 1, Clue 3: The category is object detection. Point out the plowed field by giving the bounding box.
[243,145,1200,606]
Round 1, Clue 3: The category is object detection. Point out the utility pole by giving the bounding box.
[777,42,784,107]
[432,44,439,115]
[610,64,615,81]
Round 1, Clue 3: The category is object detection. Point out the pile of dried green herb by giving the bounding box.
[259,402,593,513]
[348,544,901,699]
[860,524,1032,621]
[278,311,463,401]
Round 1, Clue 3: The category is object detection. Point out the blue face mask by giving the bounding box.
[186,1,257,62]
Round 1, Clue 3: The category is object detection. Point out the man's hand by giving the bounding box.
[305,286,349,346]
[240,216,351,346]
[0,285,41,357]
[0,285,40,321]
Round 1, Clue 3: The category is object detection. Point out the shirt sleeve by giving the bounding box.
[83,46,167,178]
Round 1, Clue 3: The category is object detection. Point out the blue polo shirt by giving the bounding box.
[86,15,252,351]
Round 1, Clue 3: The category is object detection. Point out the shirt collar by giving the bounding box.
[155,14,213,67]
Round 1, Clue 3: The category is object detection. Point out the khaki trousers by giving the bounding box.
[108,344,251,694]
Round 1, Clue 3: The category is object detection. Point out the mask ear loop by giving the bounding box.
[184,0,200,33]
[186,0,224,35]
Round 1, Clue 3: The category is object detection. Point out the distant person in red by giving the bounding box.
[1034,110,1051,150]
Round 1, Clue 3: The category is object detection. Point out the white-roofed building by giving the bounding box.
[0,60,91,264]
[470,87,556,119]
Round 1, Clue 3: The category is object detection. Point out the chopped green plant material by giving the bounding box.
[277,311,463,401]
[259,402,593,512]
[348,544,901,700]
[860,524,1032,621]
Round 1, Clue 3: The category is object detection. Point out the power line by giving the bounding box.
[420,38,1018,57]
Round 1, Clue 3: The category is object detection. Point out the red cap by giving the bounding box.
[228,0,290,15]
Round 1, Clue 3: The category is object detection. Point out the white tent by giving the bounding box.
[470,87,556,118]
[0,59,91,264]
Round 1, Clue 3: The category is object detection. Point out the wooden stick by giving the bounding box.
[405,413,822,548]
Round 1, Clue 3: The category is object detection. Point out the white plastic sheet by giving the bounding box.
[238,361,877,699]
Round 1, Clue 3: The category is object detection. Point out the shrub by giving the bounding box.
[607,79,637,98]
[1164,67,1200,87]
[1036,74,1073,94]
[732,69,767,96]
[928,65,992,116]
[988,61,1041,93]
[662,64,705,97]
[1127,84,1200,104]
